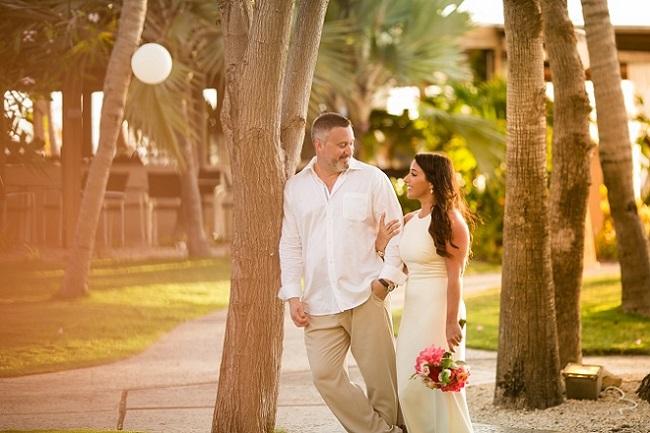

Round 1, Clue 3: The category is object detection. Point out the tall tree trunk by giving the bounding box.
[194,79,208,170]
[280,0,329,178]
[581,0,650,316]
[214,77,231,185]
[0,96,6,181]
[212,1,293,431]
[47,98,60,156]
[212,1,329,431]
[61,77,83,248]
[178,131,212,257]
[33,98,47,149]
[58,0,147,298]
[541,0,593,368]
[178,80,212,258]
[495,0,563,409]
[347,92,373,161]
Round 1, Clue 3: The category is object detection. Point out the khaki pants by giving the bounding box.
[304,294,403,433]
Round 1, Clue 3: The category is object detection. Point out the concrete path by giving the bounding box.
[0,262,640,433]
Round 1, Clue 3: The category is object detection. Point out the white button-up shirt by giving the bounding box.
[278,157,406,316]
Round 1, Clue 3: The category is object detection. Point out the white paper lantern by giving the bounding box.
[131,43,172,85]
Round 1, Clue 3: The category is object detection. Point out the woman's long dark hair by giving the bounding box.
[414,153,475,258]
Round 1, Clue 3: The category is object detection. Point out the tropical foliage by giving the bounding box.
[313,0,472,137]
[375,79,507,262]
[124,0,223,164]
[0,0,118,158]
[0,0,117,93]
[2,0,510,263]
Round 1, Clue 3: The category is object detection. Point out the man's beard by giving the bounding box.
[335,158,350,172]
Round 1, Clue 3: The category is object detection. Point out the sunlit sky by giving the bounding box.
[459,0,650,27]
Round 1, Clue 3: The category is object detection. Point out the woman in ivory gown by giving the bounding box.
[376,153,474,433]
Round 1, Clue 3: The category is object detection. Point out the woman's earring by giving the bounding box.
[429,186,434,195]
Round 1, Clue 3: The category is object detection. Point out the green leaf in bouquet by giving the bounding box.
[441,358,454,369]
[440,369,451,384]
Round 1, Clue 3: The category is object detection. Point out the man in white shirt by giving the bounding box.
[279,112,405,433]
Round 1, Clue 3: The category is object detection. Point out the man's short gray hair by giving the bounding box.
[311,112,351,144]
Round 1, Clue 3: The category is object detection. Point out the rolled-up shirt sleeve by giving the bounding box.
[278,183,304,301]
[374,173,407,286]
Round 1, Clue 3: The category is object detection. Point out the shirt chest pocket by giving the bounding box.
[343,192,370,222]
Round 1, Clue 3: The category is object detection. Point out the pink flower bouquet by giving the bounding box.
[411,345,470,392]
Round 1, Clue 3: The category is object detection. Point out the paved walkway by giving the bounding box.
[1,262,641,433]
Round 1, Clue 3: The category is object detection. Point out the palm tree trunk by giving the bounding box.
[178,132,212,257]
[581,0,650,316]
[176,78,212,258]
[47,98,60,156]
[212,0,328,431]
[214,77,231,186]
[212,1,292,431]
[194,80,208,170]
[347,93,373,160]
[33,98,47,150]
[58,0,147,298]
[541,0,593,368]
[495,0,563,409]
[0,96,6,180]
[280,0,329,177]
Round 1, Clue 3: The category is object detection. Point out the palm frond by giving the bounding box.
[125,61,199,164]
[420,100,505,174]
[371,0,472,84]
[310,17,357,115]
[128,0,222,162]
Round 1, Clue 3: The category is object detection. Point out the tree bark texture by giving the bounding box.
[47,98,60,155]
[58,0,147,298]
[495,0,564,410]
[179,132,212,257]
[0,98,6,181]
[212,0,329,432]
[281,0,329,177]
[178,80,212,258]
[581,0,650,316]
[541,0,593,368]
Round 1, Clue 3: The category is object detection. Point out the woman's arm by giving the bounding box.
[444,209,470,352]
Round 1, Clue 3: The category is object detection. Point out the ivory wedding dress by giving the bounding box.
[396,213,474,433]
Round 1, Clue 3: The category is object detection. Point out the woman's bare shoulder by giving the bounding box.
[449,209,470,240]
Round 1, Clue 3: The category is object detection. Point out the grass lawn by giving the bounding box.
[392,275,650,355]
[0,257,230,377]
